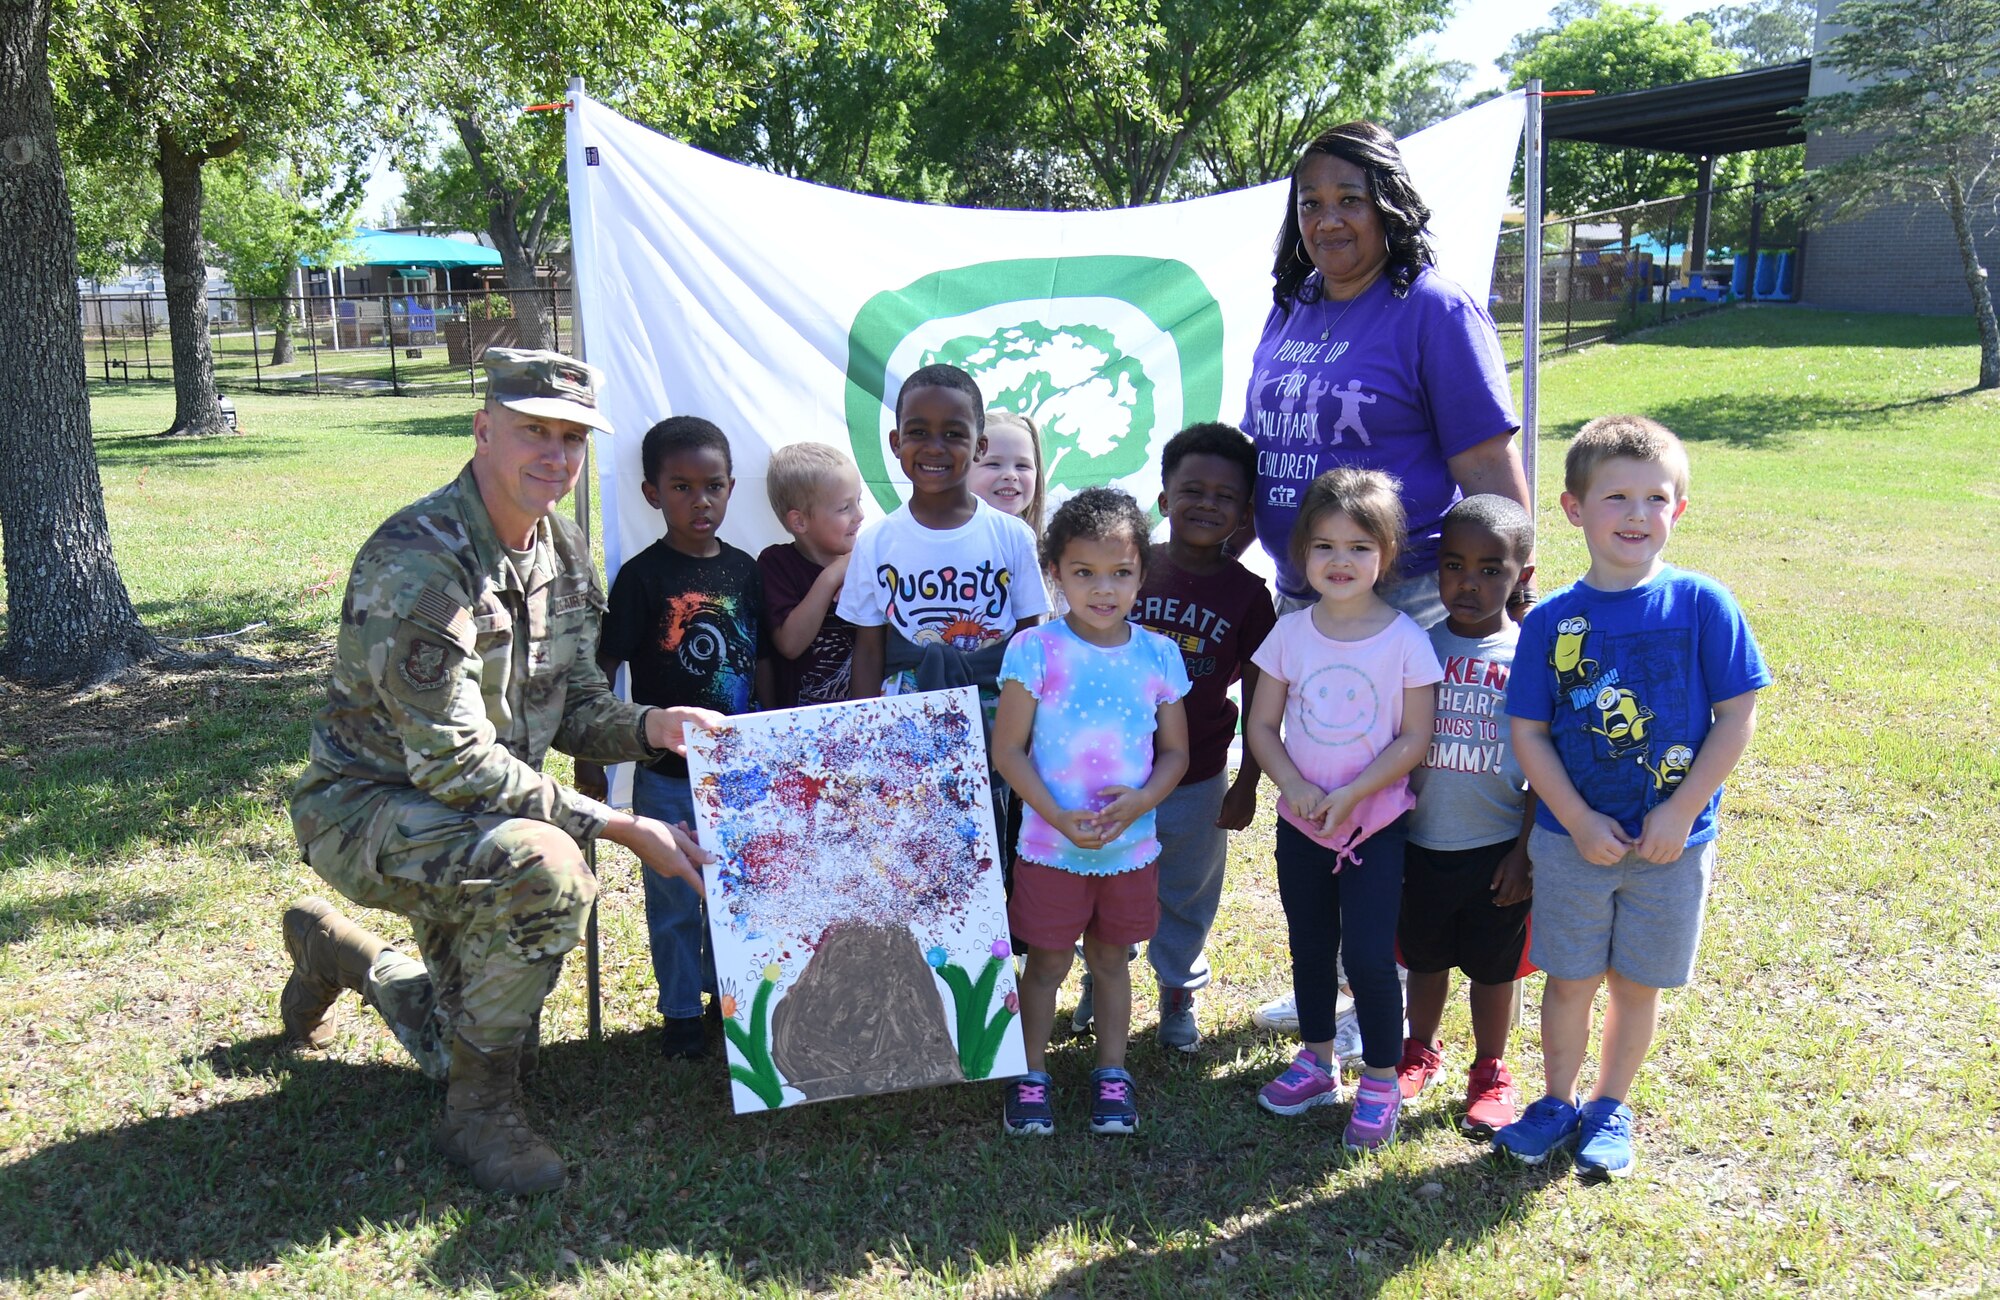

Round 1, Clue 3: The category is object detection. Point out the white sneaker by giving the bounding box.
[1331,1008,1364,1067]
[1251,992,1299,1032]
[1251,989,1355,1034]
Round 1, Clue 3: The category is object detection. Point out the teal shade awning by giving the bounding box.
[306,229,503,271]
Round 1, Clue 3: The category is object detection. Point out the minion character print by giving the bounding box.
[1639,743,1694,792]
[1552,616,1597,693]
[1588,684,1655,758]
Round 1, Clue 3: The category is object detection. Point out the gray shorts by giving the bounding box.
[1527,824,1717,989]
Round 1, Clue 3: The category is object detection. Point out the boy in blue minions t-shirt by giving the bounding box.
[1496,415,1770,1181]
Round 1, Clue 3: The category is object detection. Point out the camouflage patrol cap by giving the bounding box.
[482,347,614,433]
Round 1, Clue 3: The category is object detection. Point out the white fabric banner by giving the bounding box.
[566,91,1525,580]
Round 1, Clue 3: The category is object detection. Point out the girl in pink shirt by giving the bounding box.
[1246,468,1442,1150]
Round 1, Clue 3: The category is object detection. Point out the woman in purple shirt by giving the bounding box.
[1244,120,1531,627]
[1244,120,1533,1038]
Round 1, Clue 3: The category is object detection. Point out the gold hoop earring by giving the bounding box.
[1293,239,1312,267]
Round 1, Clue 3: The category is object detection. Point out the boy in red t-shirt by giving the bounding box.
[758,443,866,708]
[1073,423,1276,1051]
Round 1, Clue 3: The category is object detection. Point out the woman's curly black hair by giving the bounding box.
[1269,120,1437,314]
[1039,486,1152,578]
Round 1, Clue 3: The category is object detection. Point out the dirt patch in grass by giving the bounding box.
[0,647,326,773]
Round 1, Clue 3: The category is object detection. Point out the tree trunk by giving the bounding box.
[156,132,229,436]
[768,922,964,1101]
[1943,171,2000,391]
[453,112,553,352]
[488,214,553,351]
[0,0,156,682]
[270,295,295,366]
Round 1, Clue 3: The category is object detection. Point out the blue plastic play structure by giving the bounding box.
[1730,251,1795,302]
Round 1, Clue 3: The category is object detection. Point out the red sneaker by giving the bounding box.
[1461,1057,1518,1138]
[1394,1037,1442,1101]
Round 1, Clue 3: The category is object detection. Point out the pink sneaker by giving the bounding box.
[1394,1037,1442,1100]
[1343,1074,1403,1151]
[1257,1048,1341,1115]
[1461,1057,1519,1138]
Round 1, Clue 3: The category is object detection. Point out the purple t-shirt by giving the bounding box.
[1243,267,1517,599]
[1129,550,1276,785]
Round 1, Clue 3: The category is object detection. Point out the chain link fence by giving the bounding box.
[1491,182,1800,367]
[82,183,1803,398]
[78,287,573,398]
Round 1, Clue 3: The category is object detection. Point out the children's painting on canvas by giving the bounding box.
[685,686,1026,1113]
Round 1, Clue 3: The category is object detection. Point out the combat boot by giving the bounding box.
[437,1034,566,1194]
[281,896,390,1048]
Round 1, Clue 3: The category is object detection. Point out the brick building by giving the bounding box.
[1799,0,1999,315]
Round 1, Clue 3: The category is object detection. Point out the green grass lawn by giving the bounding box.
[2,306,1997,1297]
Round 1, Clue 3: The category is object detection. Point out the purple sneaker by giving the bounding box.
[1258,1048,1341,1115]
[1343,1074,1403,1151]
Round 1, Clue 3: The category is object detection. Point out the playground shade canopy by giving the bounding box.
[1544,60,1811,156]
[306,228,504,270]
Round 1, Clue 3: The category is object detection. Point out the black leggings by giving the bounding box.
[1274,815,1409,1070]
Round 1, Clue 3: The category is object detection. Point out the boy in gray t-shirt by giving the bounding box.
[1395,496,1536,1138]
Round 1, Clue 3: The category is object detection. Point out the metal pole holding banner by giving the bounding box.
[1523,81,1543,522]
[564,74,604,1046]
[1515,81,1545,1036]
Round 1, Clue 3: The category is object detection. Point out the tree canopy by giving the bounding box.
[1509,2,1741,227]
[1694,0,1817,66]
[52,0,394,434]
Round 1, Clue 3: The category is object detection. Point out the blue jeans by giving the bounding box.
[632,765,716,1019]
[1146,772,1229,991]
[1274,815,1409,1069]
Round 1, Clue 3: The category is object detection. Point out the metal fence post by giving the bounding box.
[95,297,111,382]
[1665,204,1680,326]
[385,292,401,395]
[306,290,323,395]
[249,298,263,390]
[1562,218,1578,355]
[139,296,155,381]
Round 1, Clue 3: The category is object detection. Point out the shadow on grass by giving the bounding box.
[92,434,312,472]
[0,1021,1547,1295]
[1542,383,1991,451]
[90,407,472,468]
[131,590,326,641]
[0,885,181,947]
[1613,303,1987,352]
[0,660,320,871]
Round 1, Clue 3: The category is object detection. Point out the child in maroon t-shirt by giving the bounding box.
[1073,423,1276,1051]
[758,444,866,708]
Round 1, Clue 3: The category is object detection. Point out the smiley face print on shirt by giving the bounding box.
[1297,662,1380,746]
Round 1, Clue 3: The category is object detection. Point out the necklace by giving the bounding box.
[1319,294,1359,343]
[1317,266,1385,341]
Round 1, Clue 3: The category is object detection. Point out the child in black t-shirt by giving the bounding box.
[589,416,767,1059]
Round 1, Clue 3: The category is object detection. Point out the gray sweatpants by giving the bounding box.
[1146,772,1230,990]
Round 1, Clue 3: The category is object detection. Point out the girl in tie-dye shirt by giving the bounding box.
[992,488,1190,1137]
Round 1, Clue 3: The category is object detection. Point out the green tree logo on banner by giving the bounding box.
[844,257,1226,513]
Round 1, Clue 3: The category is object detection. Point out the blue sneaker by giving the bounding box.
[1575,1097,1637,1180]
[1089,1067,1138,1135]
[1003,1071,1055,1136]
[1492,1094,1581,1165]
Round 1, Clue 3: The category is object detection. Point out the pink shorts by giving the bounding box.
[1008,859,1160,951]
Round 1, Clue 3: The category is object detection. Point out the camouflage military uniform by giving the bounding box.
[292,462,658,1078]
